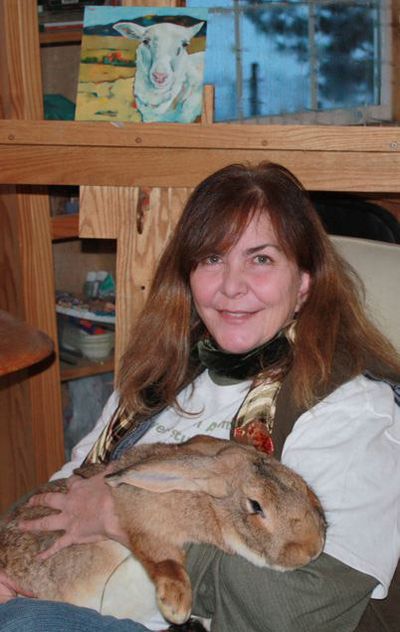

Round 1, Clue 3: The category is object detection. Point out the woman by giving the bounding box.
[0,161,399,632]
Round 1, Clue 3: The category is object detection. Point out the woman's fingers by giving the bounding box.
[26,491,66,511]
[35,534,73,561]
[25,475,80,511]
[18,513,66,533]
[20,490,71,532]
[14,470,127,557]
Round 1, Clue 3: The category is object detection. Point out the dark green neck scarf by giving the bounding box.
[196,328,293,382]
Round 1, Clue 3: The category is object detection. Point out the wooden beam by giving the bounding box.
[2,120,400,191]
[1,119,400,151]
[1,145,400,192]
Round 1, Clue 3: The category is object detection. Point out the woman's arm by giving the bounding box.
[188,546,377,632]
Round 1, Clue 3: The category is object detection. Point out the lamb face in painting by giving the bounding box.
[113,21,205,123]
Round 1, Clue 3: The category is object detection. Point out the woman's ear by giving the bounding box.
[295,272,311,311]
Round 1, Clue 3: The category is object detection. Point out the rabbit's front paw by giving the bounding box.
[154,560,192,625]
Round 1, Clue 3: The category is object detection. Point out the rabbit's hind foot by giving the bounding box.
[154,560,192,625]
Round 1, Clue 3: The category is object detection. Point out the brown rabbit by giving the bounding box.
[0,435,326,626]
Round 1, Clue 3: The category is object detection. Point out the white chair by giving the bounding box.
[331,235,400,352]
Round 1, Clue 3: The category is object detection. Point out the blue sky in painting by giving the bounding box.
[82,6,208,28]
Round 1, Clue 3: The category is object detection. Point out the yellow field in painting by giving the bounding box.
[75,74,141,122]
[81,34,137,57]
[76,34,140,121]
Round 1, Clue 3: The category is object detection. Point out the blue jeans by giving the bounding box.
[0,599,152,632]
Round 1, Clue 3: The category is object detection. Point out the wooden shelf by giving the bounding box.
[0,309,54,376]
[60,354,114,382]
[51,213,79,240]
[40,30,82,45]
[39,8,83,46]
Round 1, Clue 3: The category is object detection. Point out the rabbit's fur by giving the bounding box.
[0,435,326,625]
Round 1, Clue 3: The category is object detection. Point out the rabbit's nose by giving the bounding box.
[277,508,326,569]
[279,530,324,569]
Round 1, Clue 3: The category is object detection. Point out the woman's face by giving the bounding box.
[190,212,310,353]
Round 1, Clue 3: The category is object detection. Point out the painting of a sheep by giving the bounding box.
[75,7,207,124]
[113,21,205,123]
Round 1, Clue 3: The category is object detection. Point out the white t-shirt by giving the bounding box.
[52,372,250,480]
[282,375,400,598]
[53,372,400,602]
[135,370,251,446]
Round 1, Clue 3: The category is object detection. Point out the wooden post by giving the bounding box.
[0,0,64,510]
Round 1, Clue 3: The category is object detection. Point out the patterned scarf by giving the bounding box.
[85,323,296,464]
[84,404,144,465]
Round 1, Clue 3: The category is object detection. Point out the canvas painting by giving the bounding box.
[75,6,208,123]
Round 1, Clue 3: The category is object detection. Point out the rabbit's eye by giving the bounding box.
[247,498,265,517]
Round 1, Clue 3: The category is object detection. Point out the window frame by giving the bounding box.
[196,0,393,125]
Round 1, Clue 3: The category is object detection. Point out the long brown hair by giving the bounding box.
[118,161,400,413]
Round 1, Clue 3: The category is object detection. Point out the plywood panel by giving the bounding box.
[115,187,191,365]
[79,186,136,238]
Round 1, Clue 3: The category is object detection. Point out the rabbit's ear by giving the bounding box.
[182,434,229,456]
[105,455,229,497]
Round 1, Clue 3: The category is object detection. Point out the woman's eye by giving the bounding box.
[204,254,221,265]
[254,254,271,265]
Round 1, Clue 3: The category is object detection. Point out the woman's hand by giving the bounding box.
[18,470,129,560]
[0,570,34,604]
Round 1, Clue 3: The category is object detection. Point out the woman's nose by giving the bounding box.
[220,264,247,297]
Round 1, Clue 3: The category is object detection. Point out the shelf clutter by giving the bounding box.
[38,6,83,44]
[38,2,107,44]
[56,272,115,379]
